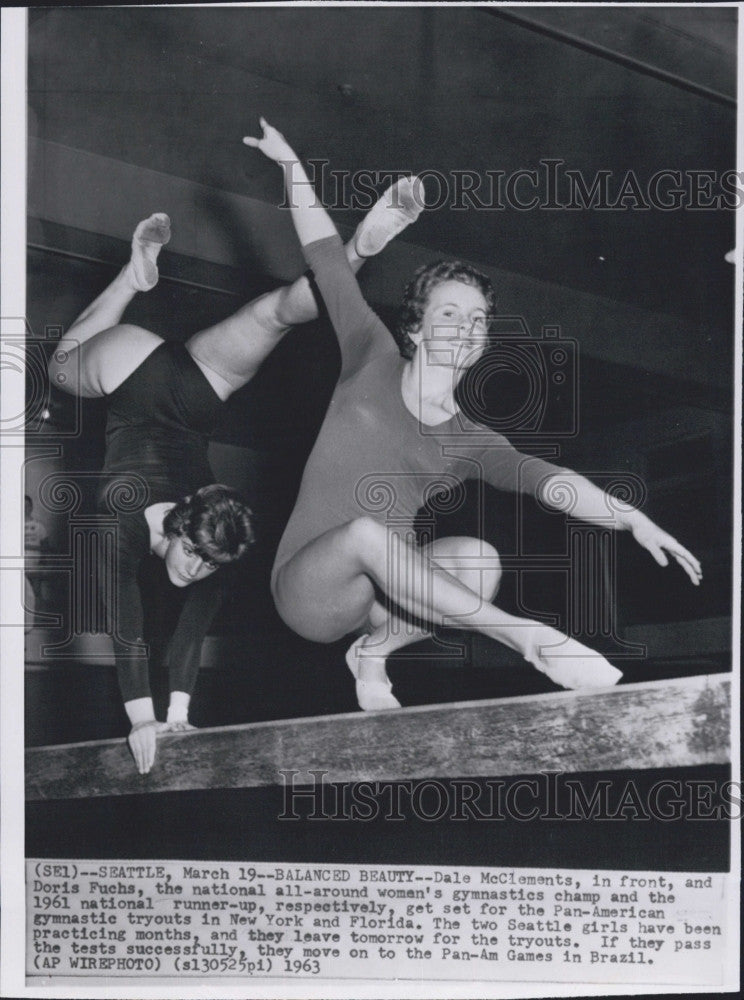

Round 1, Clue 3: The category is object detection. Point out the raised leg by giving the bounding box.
[48,214,171,397]
[184,270,352,401]
[353,175,424,257]
[184,176,423,401]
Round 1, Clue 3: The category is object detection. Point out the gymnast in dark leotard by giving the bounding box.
[244,119,703,711]
[49,189,421,773]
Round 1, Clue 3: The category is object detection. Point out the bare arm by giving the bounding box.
[539,471,703,585]
[243,118,337,247]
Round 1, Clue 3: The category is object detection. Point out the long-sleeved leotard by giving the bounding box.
[96,340,225,703]
[271,236,566,584]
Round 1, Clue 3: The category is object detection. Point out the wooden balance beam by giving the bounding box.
[25,673,731,801]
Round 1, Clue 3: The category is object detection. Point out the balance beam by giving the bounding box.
[25,673,730,801]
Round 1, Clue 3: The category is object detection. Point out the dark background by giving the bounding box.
[23,7,736,868]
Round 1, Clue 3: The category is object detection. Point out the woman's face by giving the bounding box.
[412,280,489,368]
[163,534,220,587]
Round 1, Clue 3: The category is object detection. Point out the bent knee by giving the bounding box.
[345,516,387,552]
[479,540,502,599]
[252,288,292,337]
[271,561,369,644]
[435,536,502,600]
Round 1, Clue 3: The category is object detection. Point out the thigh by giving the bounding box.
[185,289,289,400]
[272,522,380,644]
[61,325,163,397]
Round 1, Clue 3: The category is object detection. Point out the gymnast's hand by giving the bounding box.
[243,117,296,163]
[161,720,196,733]
[627,513,702,586]
[127,721,160,775]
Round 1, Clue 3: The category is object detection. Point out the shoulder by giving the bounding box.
[143,502,175,554]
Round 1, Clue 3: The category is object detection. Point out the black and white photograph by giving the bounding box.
[1,3,740,996]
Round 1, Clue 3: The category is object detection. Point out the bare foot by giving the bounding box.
[353,176,425,258]
[345,635,401,711]
[126,213,171,291]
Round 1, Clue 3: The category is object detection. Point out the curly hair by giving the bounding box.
[394,260,496,360]
[163,484,254,565]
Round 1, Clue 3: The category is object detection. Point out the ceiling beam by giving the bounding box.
[487,9,736,108]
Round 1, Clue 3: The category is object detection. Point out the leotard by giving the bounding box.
[272,236,564,584]
[96,340,225,703]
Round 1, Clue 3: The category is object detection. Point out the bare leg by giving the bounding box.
[60,214,169,351]
[185,176,422,400]
[48,214,360,400]
[48,214,171,397]
[346,536,502,710]
[62,269,137,350]
[51,175,420,402]
[273,517,622,693]
[185,257,361,400]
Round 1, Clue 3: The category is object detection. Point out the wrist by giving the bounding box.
[125,697,156,726]
[130,719,158,734]
[167,691,191,724]
[618,507,646,531]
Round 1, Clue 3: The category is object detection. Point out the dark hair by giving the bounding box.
[394,260,496,360]
[163,484,254,565]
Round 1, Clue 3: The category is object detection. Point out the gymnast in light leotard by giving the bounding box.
[244,119,703,711]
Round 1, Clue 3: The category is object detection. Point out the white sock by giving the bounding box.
[345,636,401,711]
[525,632,622,689]
[354,176,425,258]
[126,213,171,292]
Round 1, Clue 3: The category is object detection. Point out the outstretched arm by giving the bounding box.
[539,471,702,585]
[244,118,424,370]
